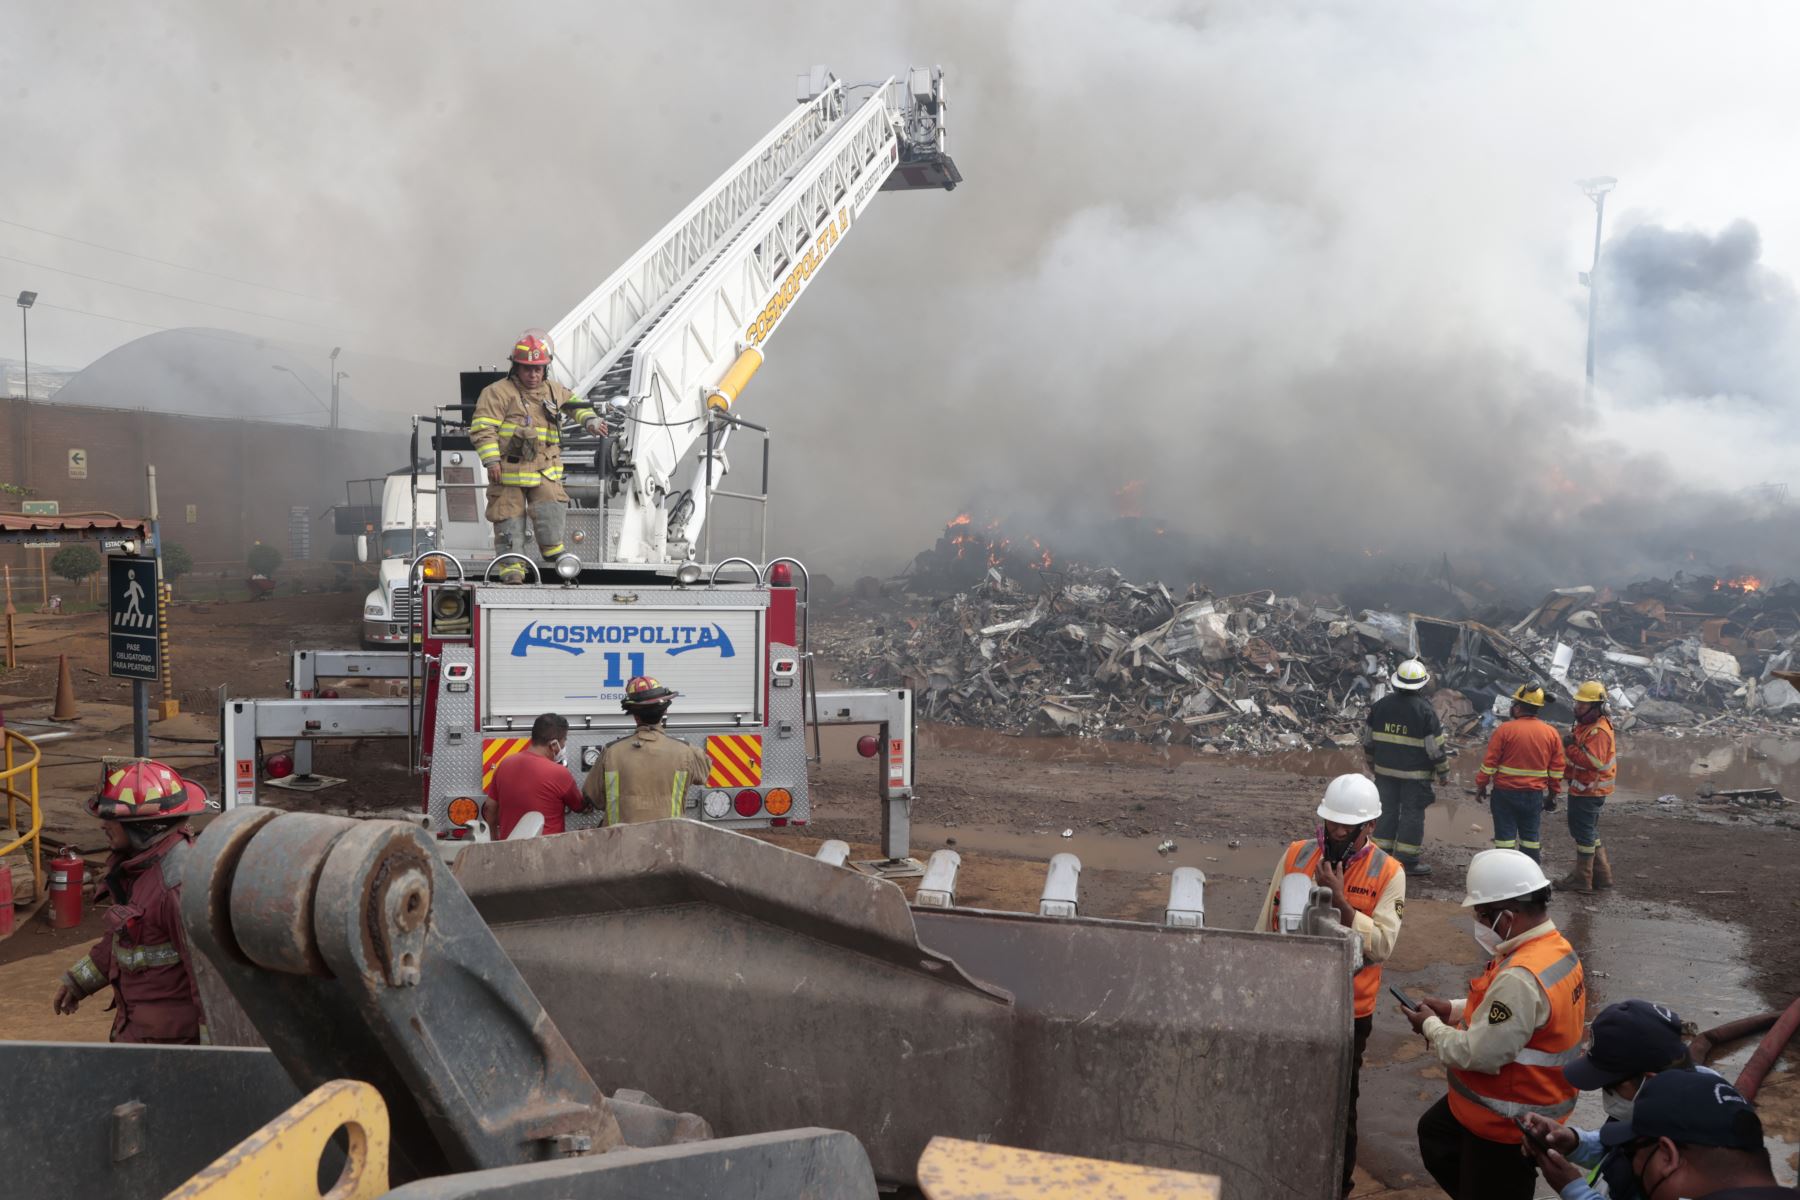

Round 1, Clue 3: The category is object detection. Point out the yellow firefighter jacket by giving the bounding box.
[583,726,710,825]
[468,376,597,495]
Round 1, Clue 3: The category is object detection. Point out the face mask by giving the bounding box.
[552,742,568,766]
[1472,911,1510,956]
[1323,833,1357,863]
[1601,1090,1635,1123]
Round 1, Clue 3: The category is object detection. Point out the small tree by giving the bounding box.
[162,542,194,597]
[51,544,102,584]
[247,542,283,578]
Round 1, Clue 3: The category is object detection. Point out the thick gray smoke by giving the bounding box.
[1600,218,1800,410]
[6,1,1799,594]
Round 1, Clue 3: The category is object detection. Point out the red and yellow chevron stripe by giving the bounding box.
[706,734,763,788]
[481,737,530,789]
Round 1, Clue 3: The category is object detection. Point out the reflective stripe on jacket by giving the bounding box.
[1448,929,1586,1141]
[1479,716,1567,791]
[585,726,710,826]
[1364,692,1448,780]
[1267,839,1404,1018]
[468,376,597,485]
[1563,716,1616,797]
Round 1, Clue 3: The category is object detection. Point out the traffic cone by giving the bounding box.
[52,654,77,721]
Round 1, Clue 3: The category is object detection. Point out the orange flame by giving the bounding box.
[1114,480,1145,519]
[1715,575,1763,592]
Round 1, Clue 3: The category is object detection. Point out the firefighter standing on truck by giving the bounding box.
[1475,683,1565,863]
[469,328,605,584]
[1402,849,1587,1200]
[52,759,208,1044]
[584,676,710,825]
[1557,681,1617,893]
[1364,657,1449,876]
[1253,773,1404,1198]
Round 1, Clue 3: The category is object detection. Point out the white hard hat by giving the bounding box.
[1393,659,1430,691]
[1460,848,1551,907]
[1317,773,1381,824]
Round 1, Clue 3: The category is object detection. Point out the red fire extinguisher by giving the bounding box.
[48,847,85,930]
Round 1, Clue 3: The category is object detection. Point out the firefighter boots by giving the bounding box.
[1555,853,1595,894]
[1592,845,1614,889]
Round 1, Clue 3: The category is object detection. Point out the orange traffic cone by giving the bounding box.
[52,653,77,722]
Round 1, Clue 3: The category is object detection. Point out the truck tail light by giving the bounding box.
[447,797,480,827]
[764,788,793,816]
[856,735,879,758]
[265,752,294,779]
[733,789,762,817]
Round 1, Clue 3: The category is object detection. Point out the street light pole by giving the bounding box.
[329,346,342,430]
[1578,177,1616,405]
[15,291,36,402]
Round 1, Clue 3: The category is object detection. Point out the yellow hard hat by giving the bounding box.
[1573,681,1607,704]
[1511,683,1548,707]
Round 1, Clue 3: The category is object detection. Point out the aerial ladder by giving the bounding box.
[544,65,958,565]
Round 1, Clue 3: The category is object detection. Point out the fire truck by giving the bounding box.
[221,66,959,857]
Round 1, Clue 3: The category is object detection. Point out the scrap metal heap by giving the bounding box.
[825,562,1800,752]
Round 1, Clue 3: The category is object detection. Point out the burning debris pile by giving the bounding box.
[1503,573,1800,724]
[825,563,1425,752]
[825,547,1800,751]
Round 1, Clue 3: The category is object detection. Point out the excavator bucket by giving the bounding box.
[453,820,1357,1200]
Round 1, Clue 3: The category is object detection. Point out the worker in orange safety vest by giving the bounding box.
[1475,683,1566,862]
[1402,849,1587,1200]
[1255,773,1404,1197]
[1558,680,1617,893]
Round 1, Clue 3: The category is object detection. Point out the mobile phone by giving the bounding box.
[1515,1115,1551,1154]
[1388,985,1420,1012]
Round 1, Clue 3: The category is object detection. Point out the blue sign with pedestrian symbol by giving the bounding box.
[108,555,161,681]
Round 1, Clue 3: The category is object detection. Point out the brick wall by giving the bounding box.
[1,397,406,571]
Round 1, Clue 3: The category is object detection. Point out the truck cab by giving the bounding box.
[357,469,439,648]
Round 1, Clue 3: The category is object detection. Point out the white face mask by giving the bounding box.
[1601,1090,1635,1123]
[1472,911,1510,956]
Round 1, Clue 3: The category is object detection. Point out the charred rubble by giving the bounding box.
[820,563,1800,754]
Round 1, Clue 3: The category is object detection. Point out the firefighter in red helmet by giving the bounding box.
[583,676,710,824]
[468,328,607,583]
[52,758,210,1043]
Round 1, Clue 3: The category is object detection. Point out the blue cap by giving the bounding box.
[1598,1070,1764,1152]
[1565,999,1689,1090]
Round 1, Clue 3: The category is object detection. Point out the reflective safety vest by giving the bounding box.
[1269,839,1401,1018]
[1564,717,1616,797]
[1447,929,1586,1142]
[1479,716,1567,792]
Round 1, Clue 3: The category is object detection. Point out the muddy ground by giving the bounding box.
[2,590,1796,1191]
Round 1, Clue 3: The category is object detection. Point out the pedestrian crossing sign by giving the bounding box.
[108,555,160,681]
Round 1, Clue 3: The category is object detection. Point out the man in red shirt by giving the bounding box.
[481,712,588,837]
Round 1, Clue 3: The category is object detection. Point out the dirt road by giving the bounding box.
[2,590,1795,1190]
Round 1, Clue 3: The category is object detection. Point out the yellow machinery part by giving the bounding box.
[706,345,764,411]
[917,1136,1222,1200]
[165,1079,388,1200]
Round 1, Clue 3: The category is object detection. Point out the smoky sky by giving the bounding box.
[1599,218,1800,410]
[6,1,1800,594]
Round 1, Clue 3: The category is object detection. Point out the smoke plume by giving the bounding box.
[7,1,1800,594]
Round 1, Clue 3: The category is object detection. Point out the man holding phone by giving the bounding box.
[1256,774,1405,1196]
[1399,849,1587,1200]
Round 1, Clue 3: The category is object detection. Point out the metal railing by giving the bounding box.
[0,727,43,901]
